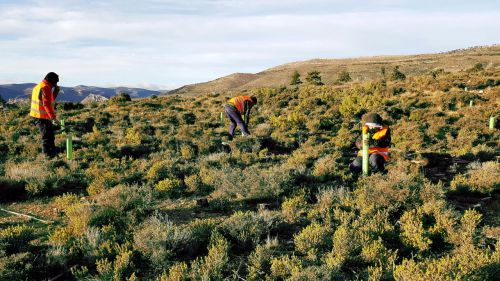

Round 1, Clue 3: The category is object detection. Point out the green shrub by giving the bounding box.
[270,255,303,280]
[294,222,332,260]
[360,238,396,265]
[337,70,352,82]
[306,71,323,85]
[185,219,217,254]
[94,246,136,281]
[393,248,499,281]
[191,232,229,280]
[109,93,132,104]
[125,124,156,145]
[182,112,197,125]
[391,66,406,80]
[222,211,268,250]
[184,173,209,194]
[87,171,118,196]
[88,207,127,234]
[0,252,35,280]
[4,160,57,196]
[133,215,192,269]
[229,136,261,154]
[0,225,34,254]
[311,154,339,182]
[325,225,358,270]
[450,161,499,194]
[290,70,302,85]
[400,209,432,251]
[146,159,184,182]
[209,165,292,201]
[288,265,338,281]
[94,184,154,220]
[157,262,189,281]
[282,193,309,222]
[66,203,92,234]
[247,237,280,281]
[54,193,80,212]
[155,178,185,197]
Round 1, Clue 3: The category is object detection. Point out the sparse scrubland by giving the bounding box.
[0,63,499,280]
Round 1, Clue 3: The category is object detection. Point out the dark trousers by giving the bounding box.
[349,154,386,173]
[33,118,56,157]
[225,105,250,140]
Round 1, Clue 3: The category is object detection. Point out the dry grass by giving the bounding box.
[169,45,500,95]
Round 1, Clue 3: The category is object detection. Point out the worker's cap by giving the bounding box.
[362,112,383,126]
[45,72,59,85]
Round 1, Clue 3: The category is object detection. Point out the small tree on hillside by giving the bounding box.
[380,67,386,78]
[470,62,484,72]
[290,70,302,86]
[110,92,132,104]
[391,66,406,81]
[306,71,323,85]
[337,70,352,83]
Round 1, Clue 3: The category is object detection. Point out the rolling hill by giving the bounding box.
[169,45,500,95]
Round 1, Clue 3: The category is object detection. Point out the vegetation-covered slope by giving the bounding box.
[170,45,500,95]
[0,63,499,280]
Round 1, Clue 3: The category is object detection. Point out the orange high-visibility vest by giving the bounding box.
[228,96,253,114]
[29,80,56,119]
[358,126,390,160]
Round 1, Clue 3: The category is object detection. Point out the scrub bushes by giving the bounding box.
[156,178,185,198]
[0,225,34,254]
[0,58,499,280]
[450,161,500,194]
[109,93,131,104]
[134,215,193,269]
[221,211,268,250]
[293,222,332,260]
[190,232,230,280]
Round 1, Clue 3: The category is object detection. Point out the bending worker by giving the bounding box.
[349,112,391,173]
[30,72,61,158]
[224,95,257,140]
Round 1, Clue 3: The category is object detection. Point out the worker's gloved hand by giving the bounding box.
[51,119,60,127]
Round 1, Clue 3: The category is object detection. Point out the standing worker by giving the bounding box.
[30,72,61,158]
[224,95,257,140]
[349,113,391,173]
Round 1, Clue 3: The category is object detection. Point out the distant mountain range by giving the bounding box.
[170,45,500,95]
[0,84,161,103]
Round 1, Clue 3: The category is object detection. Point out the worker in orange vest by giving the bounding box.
[29,72,61,158]
[224,95,257,140]
[349,113,391,173]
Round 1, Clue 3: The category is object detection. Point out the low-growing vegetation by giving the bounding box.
[0,61,498,280]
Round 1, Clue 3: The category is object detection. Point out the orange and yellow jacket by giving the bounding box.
[357,125,391,160]
[228,96,254,115]
[29,80,57,120]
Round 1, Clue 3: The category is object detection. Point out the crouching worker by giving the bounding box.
[224,95,257,140]
[349,113,391,174]
[30,72,61,158]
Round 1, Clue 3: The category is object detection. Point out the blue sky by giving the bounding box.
[0,0,499,90]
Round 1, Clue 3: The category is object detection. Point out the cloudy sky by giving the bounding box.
[0,0,499,90]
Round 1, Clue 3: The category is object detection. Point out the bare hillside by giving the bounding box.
[171,72,258,95]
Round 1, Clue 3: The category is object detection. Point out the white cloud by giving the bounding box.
[0,1,499,89]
